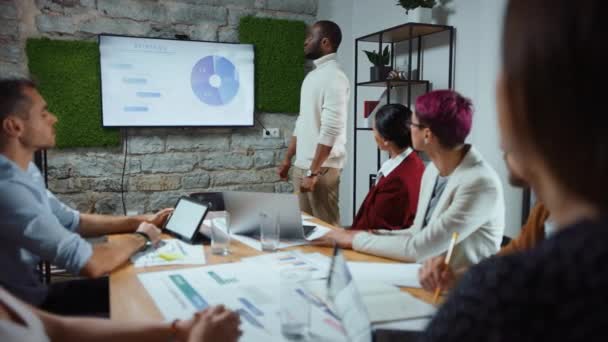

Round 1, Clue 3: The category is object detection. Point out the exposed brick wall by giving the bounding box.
[1,0,318,214]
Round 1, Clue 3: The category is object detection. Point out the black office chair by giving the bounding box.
[189,192,225,211]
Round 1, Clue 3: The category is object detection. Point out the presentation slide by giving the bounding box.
[99,35,254,127]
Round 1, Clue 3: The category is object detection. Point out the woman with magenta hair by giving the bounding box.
[315,89,505,269]
[350,103,425,231]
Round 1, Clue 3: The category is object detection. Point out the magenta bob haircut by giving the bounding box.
[415,90,473,148]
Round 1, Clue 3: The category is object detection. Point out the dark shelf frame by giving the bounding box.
[352,22,455,218]
[357,79,430,87]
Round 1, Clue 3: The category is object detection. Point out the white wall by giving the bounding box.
[318,0,521,237]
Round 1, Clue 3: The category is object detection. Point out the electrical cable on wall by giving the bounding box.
[121,128,129,215]
[255,116,270,136]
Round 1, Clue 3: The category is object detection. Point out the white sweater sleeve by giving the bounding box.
[293,114,301,139]
[317,75,349,147]
[352,176,501,262]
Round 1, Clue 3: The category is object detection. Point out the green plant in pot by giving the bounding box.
[396,0,437,14]
[364,45,391,81]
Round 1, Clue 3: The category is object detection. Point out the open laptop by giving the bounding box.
[327,246,426,342]
[222,191,314,239]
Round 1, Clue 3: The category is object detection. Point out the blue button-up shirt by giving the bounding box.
[0,155,92,305]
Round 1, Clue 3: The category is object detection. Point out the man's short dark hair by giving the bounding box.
[316,20,342,52]
[0,79,37,123]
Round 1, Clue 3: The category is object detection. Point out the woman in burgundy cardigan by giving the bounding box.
[351,103,425,231]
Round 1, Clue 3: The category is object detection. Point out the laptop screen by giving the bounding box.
[327,247,373,342]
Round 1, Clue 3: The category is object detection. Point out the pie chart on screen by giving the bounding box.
[191,55,240,106]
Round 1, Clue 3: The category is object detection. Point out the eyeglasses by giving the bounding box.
[406,120,426,129]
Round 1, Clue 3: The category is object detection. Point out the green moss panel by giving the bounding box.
[26,38,120,148]
[239,16,306,114]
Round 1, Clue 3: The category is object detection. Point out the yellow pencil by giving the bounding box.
[433,232,459,304]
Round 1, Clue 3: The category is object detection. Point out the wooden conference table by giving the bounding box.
[109,215,436,321]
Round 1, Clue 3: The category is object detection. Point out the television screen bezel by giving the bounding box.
[98,33,255,128]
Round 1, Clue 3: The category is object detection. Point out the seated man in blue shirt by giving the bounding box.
[0,79,172,316]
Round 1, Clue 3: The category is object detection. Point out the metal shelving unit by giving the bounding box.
[352,22,455,217]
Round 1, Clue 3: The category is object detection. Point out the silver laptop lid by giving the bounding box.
[222,191,304,239]
[327,246,373,342]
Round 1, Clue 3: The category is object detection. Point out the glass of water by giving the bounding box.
[211,212,230,256]
[280,268,311,339]
[259,212,280,252]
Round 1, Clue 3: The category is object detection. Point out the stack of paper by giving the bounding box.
[360,285,436,322]
[131,239,206,267]
[136,251,432,341]
[259,253,423,289]
[347,262,423,288]
[306,279,435,323]
[241,251,331,279]
[138,263,348,342]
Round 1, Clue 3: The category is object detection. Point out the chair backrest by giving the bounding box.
[189,192,225,211]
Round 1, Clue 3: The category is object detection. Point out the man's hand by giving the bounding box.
[135,222,162,245]
[278,159,292,180]
[418,255,456,293]
[299,175,318,193]
[185,305,242,342]
[312,229,358,249]
[140,208,173,228]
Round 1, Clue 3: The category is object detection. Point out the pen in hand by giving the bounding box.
[433,232,459,304]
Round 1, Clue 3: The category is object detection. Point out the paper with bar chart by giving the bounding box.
[130,239,206,268]
[137,258,347,341]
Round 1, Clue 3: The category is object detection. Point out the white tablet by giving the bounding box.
[163,196,209,243]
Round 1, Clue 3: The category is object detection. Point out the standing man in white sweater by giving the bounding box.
[278,20,350,226]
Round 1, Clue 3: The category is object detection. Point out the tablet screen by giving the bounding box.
[164,198,208,241]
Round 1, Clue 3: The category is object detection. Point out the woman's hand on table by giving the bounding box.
[312,228,359,249]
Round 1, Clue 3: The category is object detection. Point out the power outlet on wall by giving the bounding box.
[262,128,280,138]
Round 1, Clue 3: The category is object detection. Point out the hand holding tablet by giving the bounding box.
[163,196,210,243]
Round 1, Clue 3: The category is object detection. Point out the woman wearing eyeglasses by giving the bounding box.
[350,103,425,231]
[315,89,505,270]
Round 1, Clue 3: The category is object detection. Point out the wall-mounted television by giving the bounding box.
[99,34,254,127]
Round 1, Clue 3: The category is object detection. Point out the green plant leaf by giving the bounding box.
[382,46,390,65]
[364,49,380,65]
[396,0,436,13]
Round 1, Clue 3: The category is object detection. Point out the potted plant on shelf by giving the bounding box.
[396,0,437,23]
[364,46,391,82]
